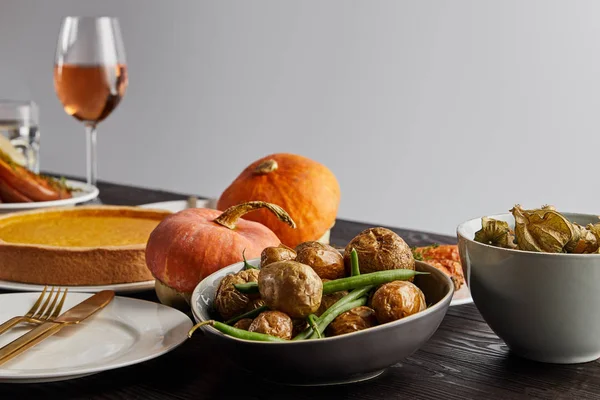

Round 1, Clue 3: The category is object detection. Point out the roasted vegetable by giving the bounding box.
[327,306,377,337]
[214,269,260,320]
[292,285,374,340]
[258,260,323,318]
[260,244,296,267]
[235,269,426,295]
[316,289,348,317]
[189,320,286,342]
[292,318,310,337]
[343,227,415,275]
[224,305,268,326]
[295,241,345,280]
[370,281,426,324]
[248,311,293,340]
[307,298,368,339]
[0,150,72,202]
[321,269,426,294]
[245,298,266,312]
[0,149,72,203]
[412,244,465,290]
[233,318,254,331]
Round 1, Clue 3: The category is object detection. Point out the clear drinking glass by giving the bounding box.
[54,16,128,186]
[0,100,40,173]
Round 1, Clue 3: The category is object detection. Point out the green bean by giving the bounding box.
[234,282,260,294]
[320,285,373,321]
[242,249,258,270]
[224,305,268,325]
[308,297,368,339]
[188,320,286,342]
[307,314,321,338]
[234,269,427,295]
[322,269,427,295]
[350,248,360,276]
[291,322,314,340]
[292,285,374,340]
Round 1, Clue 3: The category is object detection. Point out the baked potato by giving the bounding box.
[344,227,415,276]
[245,298,266,312]
[292,318,309,337]
[258,260,323,318]
[370,281,426,323]
[327,306,377,336]
[315,280,348,317]
[214,269,260,320]
[295,241,345,280]
[260,244,296,267]
[248,311,293,340]
[233,318,254,331]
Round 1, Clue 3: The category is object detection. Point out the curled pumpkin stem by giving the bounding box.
[214,201,296,230]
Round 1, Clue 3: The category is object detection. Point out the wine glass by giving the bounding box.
[54,16,128,187]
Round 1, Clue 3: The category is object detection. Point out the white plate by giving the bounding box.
[139,198,217,213]
[0,279,155,294]
[0,179,99,214]
[0,292,192,383]
[450,284,472,307]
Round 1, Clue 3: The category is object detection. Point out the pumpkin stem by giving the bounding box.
[214,201,296,230]
[254,159,278,175]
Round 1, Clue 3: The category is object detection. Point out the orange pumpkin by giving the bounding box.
[217,153,340,248]
[145,201,295,307]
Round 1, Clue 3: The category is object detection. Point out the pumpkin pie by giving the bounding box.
[0,206,171,286]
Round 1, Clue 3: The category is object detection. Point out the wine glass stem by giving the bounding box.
[85,124,97,186]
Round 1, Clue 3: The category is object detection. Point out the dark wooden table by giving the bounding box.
[1,180,599,400]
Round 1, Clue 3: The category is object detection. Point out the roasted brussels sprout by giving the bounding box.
[248,311,293,340]
[344,227,415,275]
[370,281,426,323]
[327,306,377,336]
[214,269,260,320]
[260,244,297,267]
[258,260,323,318]
[295,241,345,280]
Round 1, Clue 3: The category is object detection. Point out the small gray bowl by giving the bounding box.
[191,258,454,386]
[458,212,600,364]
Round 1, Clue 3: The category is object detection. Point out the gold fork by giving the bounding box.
[0,287,69,336]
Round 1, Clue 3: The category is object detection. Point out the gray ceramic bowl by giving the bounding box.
[458,212,600,364]
[191,258,454,385]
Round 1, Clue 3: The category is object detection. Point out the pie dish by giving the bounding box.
[0,206,171,286]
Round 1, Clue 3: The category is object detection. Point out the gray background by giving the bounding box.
[0,0,597,235]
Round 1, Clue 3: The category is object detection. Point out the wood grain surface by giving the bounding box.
[0,179,598,400]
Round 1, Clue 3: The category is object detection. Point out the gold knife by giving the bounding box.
[0,290,115,366]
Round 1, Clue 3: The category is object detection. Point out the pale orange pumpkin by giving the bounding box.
[145,201,295,307]
[217,153,340,248]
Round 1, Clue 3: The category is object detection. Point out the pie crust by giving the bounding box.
[0,206,171,286]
